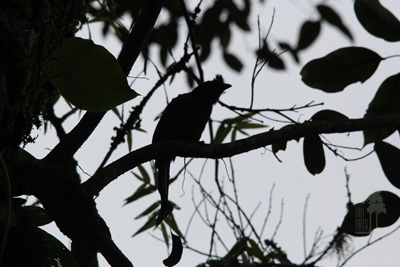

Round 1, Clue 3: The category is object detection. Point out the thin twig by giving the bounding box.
[271,199,284,240]
[344,168,353,208]
[179,0,204,81]
[250,10,275,109]
[339,224,400,266]
[259,183,275,238]
[303,194,310,259]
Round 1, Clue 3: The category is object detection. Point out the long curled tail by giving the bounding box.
[156,158,174,225]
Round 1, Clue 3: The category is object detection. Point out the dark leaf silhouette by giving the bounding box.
[311,110,349,121]
[375,142,400,189]
[303,135,325,175]
[317,4,353,41]
[279,42,299,63]
[363,73,400,145]
[354,0,400,42]
[48,37,138,111]
[22,206,53,227]
[296,21,321,51]
[39,228,80,267]
[223,52,243,72]
[301,47,382,92]
[258,42,286,69]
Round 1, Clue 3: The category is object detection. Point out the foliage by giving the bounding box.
[48,37,138,111]
[2,0,400,267]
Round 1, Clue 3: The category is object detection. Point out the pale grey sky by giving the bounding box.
[26,1,400,266]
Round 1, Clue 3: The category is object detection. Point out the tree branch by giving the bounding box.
[43,105,66,139]
[44,0,166,164]
[83,113,400,196]
[118,0,166,76]
[179,0,204,81]
[44,111,105,163]
[5,148,133,267]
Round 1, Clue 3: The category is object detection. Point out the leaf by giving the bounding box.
[137,164,151,184]
[214,123,232,144]
[317,4,353,41]
[296,21,321,51]
[161,223,169,249]
[125,184,156,204]
[163,233,183,267]
[215,113,266,144]
[311,110,349,121]
[219,24,231,48]
[186,67,195,88]
[38,228,79,267]
[163,214,185,241]
[223,52,243,72]
[127,130,133,151]
[48,37,138,111]
[301,47,382,92]
[131,165,153,184]
[341,191,400,236]
[375,142,400,189]
[22,206,53,227]
[132,212,157,237]
[268,55,285,70]
[363,73,400,145]
[224,112,256,124]
[257,41,286,69]
[231,128,237,142]
[134,202,161,219]
[222,238,249,260]
[230,9,250,31]
[279,42,299,63]
[111,107,122,120]
[303,135,325,175]
[354,0,400,42]
[235,122,266,129]
[366,73,400,115]
[247,239,265,261]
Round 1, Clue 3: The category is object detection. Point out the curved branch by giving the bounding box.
[83,113,400,196]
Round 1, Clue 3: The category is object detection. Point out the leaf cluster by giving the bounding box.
[298,0,400,238]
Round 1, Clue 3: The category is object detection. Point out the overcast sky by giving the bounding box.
[25,1,400,266]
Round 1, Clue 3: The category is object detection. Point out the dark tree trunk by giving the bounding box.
[0,1,86,266]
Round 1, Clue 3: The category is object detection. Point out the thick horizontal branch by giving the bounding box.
[82,113,400,196]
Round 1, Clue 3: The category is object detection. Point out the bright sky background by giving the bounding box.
[25,1,400,266]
